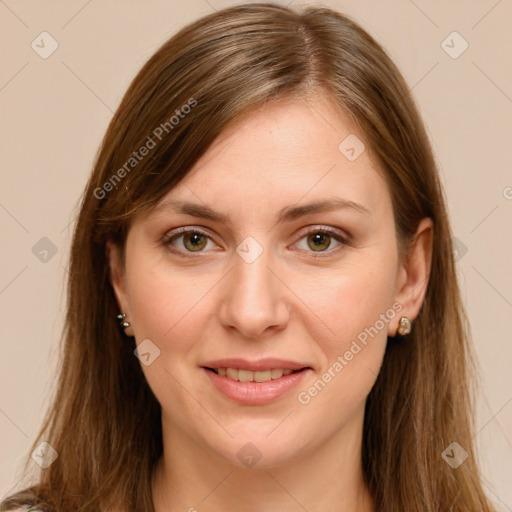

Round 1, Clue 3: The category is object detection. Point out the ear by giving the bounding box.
[106,240,134,336]
[390,217,433,334]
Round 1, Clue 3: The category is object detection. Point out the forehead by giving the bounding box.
[153,95,391,221]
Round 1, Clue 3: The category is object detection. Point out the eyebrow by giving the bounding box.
[152,197,371,224]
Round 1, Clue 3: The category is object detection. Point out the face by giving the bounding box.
[108,94,431,469]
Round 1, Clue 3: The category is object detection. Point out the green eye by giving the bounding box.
[182,232,208,252]
[306,232,332,251]
[294,227,347,256]
[163,226,347,258]
[163,228,214,253]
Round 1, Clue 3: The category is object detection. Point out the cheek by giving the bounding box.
[335,271,394,341]
[302,256,397,350]
[125,252,218,349]
[128,274,178,341]
[292,252,396,413]
[124,256,214,421]
[294,267,394,427]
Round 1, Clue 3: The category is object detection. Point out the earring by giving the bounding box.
[396,316,412,336]
[117,313,130,329]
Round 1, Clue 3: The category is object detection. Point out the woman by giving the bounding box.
[1,3,497,511]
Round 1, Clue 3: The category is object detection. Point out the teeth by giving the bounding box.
[226,368,239,380]
[271,368,283,379]
[212,367,300,382]
[238,369,253,382]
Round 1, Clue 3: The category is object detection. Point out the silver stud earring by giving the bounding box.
[117,313,130,329]
[396,316,412,336]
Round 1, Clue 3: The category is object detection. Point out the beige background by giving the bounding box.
[1,0,511,508]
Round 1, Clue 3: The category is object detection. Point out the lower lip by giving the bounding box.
[202,367,311,405]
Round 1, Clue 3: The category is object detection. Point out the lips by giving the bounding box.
[201,357,310,372]
[201,358,312,405]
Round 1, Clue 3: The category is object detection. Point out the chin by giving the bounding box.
[207,430,309,470]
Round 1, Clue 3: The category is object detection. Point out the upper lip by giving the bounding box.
[201,358,311,372]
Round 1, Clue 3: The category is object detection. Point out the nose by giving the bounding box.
[218,244,290,339]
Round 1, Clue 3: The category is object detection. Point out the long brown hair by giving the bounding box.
[1,3,496,511]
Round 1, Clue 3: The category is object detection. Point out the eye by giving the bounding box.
[162,227,218,254]
[162,226,348,257]
[293,226,347,256]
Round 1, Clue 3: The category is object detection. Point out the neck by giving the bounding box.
[152,409,374,512]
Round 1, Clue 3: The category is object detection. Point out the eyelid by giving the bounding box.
[165,226,213,239]
[293,224,349,243]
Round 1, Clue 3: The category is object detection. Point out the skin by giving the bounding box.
[108,93,433,512]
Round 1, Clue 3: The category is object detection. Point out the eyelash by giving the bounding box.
[161,225,349,259]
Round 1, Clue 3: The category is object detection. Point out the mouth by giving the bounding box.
[203,366,307,382]
[201,364,312,405]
